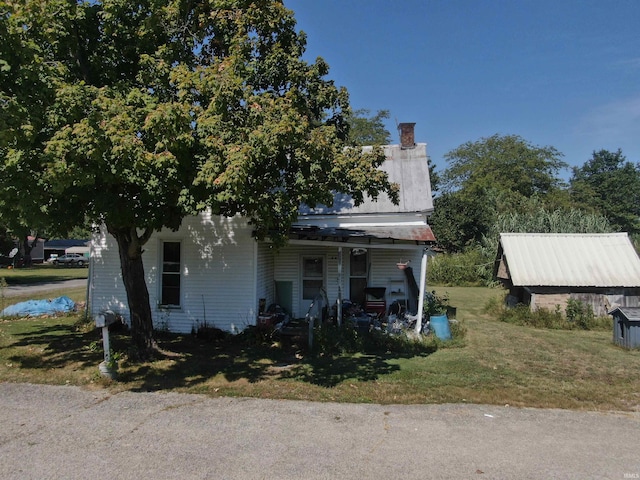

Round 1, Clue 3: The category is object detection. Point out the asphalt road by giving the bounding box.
[3,278,88,297]
[1,383,638,480]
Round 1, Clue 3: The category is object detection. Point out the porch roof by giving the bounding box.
[288,224,436,245]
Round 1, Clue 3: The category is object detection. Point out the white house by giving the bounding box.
[88,123,436,333]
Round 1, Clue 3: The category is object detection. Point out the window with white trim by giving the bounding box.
[160,241,181,307]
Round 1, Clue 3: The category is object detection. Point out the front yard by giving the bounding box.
[0,286,638,410]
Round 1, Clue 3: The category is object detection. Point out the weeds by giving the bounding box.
[486,295,612,331]
[423,290,450,317]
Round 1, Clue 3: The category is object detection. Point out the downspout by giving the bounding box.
[414,247,428,334]
[337,247,343,327]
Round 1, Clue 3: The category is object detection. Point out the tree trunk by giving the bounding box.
[107,225,156,360]
[22,234,35,268]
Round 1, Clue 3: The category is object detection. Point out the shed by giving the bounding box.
[494,233,640,316]
[609,307,640,349]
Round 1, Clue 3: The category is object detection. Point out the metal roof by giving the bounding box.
[290,225,436,244]
[497,233,640,287]
[609,307,640,321]
[299,144,434,216]
[44,239,89,248]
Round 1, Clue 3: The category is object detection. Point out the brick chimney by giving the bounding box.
[398,122,416,149]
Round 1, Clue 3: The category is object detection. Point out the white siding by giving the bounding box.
[273,245,304,317]
[89,211,428,331]
[273,245,424,318]
[369,249,425,307]
[89,213,258,334]
[256,242,275,311]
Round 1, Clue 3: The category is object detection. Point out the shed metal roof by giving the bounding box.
[609,307,640,321]
[497,233,640,287]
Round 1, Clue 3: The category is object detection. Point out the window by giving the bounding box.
[302,256,324,300]
[161,241,181,307]
[350,250,368,306]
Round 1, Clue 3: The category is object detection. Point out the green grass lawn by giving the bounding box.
[0,264,88,285]
[0,285,639,411]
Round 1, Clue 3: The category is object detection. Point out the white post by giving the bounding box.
[96,311,117,379]
[415,248,428,334]
[337,247,343,327]
[101,326,111,364]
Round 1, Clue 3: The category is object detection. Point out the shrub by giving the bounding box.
[565,298,594,329]
[311,321,442,356]
[493,297,612,331]
[498,304,565,329]
[423,290,450,317]
[313,321,362,355]
[427,248,494,286]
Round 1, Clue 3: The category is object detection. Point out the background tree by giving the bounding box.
[570,149,640,235]
[442,134,566,198]
[0,224,14,256]
[0,0,397,358]
[430,189,494,253]
[432,134,567,252]
[346,108,392,145]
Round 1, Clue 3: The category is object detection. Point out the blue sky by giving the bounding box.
[284,0,640,177]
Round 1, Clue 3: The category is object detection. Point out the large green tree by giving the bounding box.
[0,0,397,358]
[432,134,567,252]
[570,149,640,235]
[442,134,567,199]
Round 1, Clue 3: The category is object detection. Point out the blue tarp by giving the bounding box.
[1,296,76,317]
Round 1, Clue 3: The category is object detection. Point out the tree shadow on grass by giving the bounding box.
[4,322,102,370]
[2,321,438,393]
[278,354,401,388]
[118,331,438,392]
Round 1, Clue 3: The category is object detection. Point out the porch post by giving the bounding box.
[415,247,428,334]
[337,247,343,327]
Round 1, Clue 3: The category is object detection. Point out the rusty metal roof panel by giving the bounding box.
[498,233,640,287]
[353,225,437,242]
[290,225,436,243]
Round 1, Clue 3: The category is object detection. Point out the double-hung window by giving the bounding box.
[161,241,181,307]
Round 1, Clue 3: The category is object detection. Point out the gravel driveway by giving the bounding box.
[1,383,638,480]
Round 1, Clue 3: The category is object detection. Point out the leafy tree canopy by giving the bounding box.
[442,134,567,200]
[570,149,640,235]
[345,108,391,146]
[0,0,397,357]
[430,189,495,253]
[432,134,570,252]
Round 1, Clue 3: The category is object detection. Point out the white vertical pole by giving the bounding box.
[337,247,343,327]
[415,248,428,334]
[102,326,111,364]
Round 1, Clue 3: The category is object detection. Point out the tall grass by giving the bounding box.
[427,248,494,286]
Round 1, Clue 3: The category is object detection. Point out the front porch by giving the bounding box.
[258,224,436,334]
